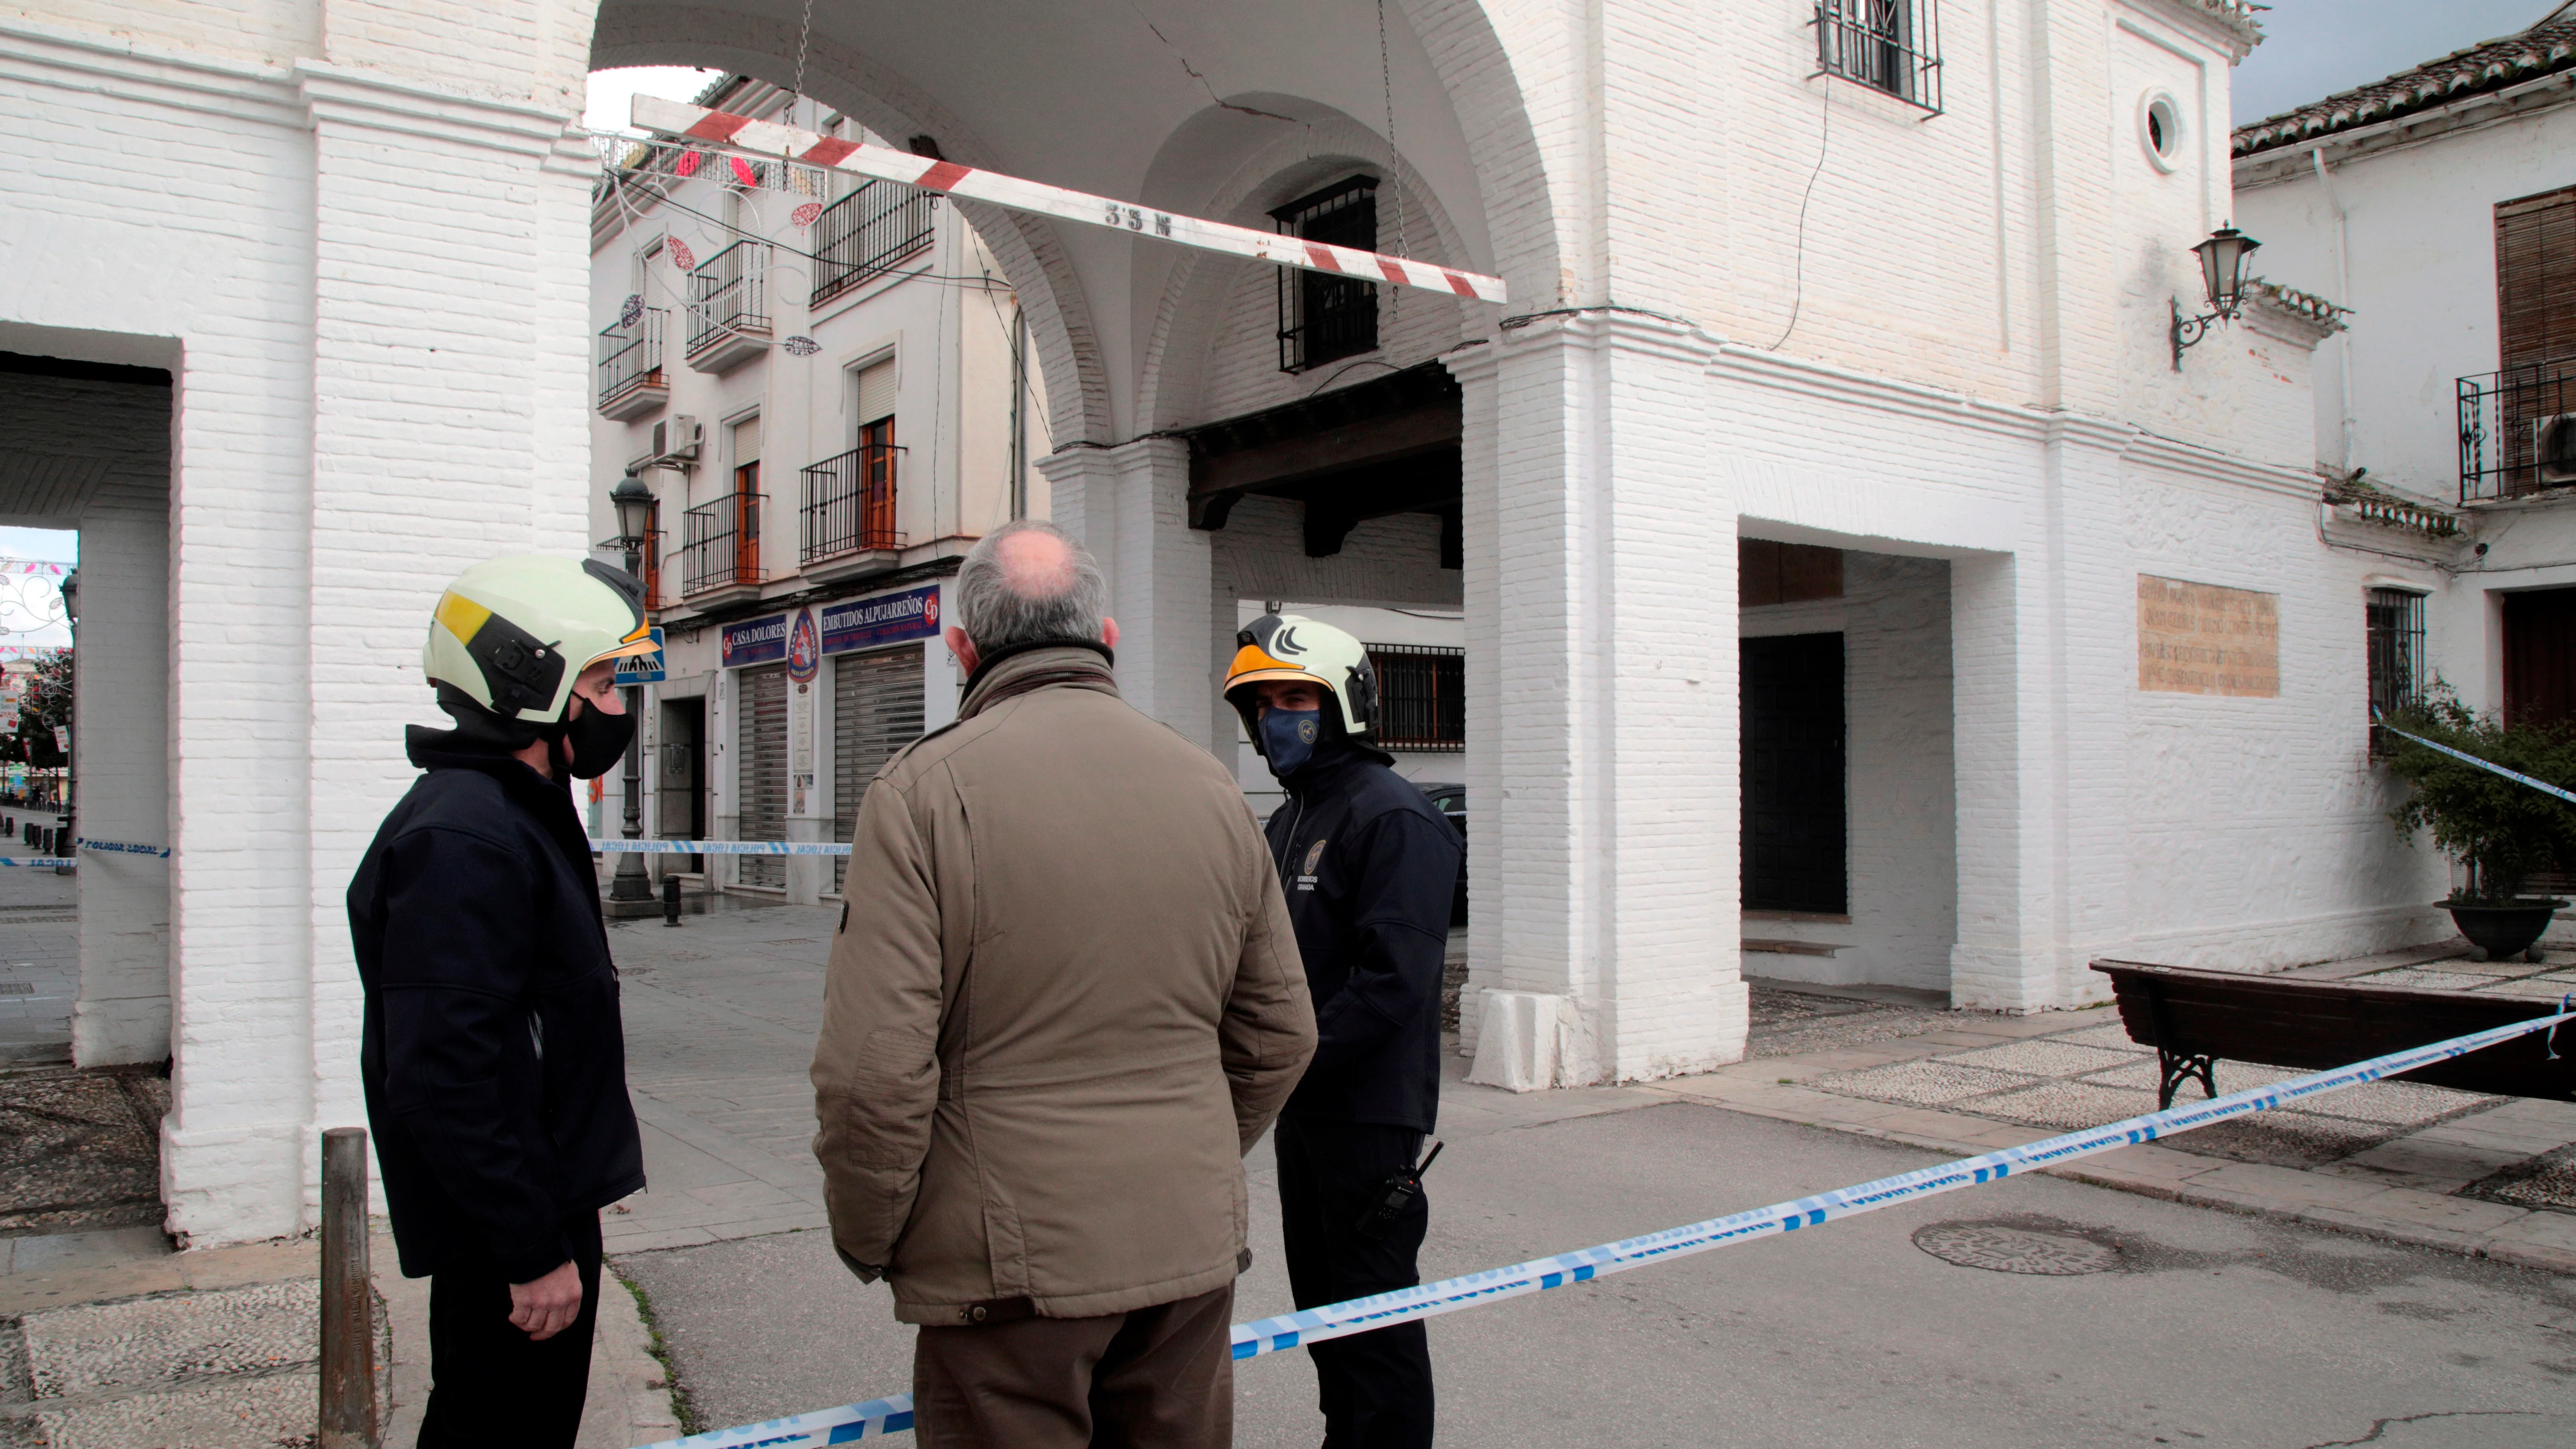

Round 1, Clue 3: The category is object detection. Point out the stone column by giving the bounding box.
[1947,421,2131,1012]
[1039,440,1213,744]
[1452,313,1747,1088]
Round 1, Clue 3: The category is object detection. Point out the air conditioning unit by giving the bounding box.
[651,415,703,463]
[2537,414,2576,486]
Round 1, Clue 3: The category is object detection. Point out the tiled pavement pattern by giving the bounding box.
[0,868,77,1068]
[0,1068,167,1237]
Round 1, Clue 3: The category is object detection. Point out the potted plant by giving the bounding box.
[2383,687,2576,961]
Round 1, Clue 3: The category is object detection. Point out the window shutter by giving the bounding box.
[855,359,897,426]
[2497,186,2576,371]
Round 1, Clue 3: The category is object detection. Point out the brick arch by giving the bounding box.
[1136,107,1482,431]
[590,5,1115,447]
[1395,0,1568,309]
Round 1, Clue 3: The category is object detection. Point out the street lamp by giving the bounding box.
[605,472,657,906]
[2170,223,2262,371]
[58,568,76,622]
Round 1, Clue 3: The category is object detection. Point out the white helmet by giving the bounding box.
[423,556,659,724]
[1222,613,1378,744]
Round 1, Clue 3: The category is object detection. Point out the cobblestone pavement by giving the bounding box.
[0,869,77,1068]
[0,1069,167,1238]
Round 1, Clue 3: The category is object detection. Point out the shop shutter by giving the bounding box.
[855,358,897,428]
[2496,186,2576,371]
[738,663,789,888]
[833,644,927,893]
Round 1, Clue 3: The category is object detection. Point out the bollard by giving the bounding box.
[318,1127,379,1449]
[663,873,683,927]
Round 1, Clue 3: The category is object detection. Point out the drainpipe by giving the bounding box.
[2312,147,2358,470]
[1008,295,1027,519]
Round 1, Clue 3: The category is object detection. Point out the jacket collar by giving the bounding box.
[402,730,602,921]
[959,643,1120,720]
[1278,740,1391,798]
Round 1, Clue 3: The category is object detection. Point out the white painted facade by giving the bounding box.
[585,76,1038,906]
[1,0,2469,1246]
[2232,22,2576,734]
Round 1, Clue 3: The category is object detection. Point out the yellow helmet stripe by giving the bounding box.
[435,591,492,645]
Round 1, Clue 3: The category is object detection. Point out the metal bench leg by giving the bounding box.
[2158,1047,2217,1111]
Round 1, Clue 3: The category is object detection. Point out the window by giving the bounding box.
[1814,1,1943,115]
[1272,177,1380,373]
[1366,644,1464,751]
[2141,91,2183,173]
[2365,587,2425,746]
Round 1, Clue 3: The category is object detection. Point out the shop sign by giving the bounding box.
[820,584,941,655]
[721,612,791,667]
[614,627,667,686]
[787,609,820,683]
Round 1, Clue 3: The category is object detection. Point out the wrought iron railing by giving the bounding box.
[1367,644,1466,752]
[811,182,937,308]
[681,492,766,596]
[2460,357,2576,502]
[1814,0,1943,115]
[687,241,769,354]
[597,307,666,405]
[800,444,905,562]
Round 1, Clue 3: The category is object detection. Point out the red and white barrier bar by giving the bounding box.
[626,96,1507,305]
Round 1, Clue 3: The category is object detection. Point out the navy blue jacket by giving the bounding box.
[1265,747,1462,1132]
[347,735,645,1281]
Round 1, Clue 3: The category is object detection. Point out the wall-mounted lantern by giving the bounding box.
[58,568,77,623]
[2170,223,2262,371]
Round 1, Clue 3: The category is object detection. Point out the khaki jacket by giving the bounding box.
[811,645,1315,1325]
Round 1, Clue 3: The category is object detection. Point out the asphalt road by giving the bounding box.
[616,1099,2576,1447]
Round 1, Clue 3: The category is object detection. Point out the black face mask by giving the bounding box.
[551,700,635,780]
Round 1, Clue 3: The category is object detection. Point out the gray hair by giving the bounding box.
[952,519,1108,653]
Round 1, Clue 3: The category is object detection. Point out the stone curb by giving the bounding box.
[1637,1059,2576,1278]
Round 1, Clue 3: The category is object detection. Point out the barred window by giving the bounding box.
[1815,1,1943,115]
[1368,644,1464,751]
[2366,587,2425,748]
[1272,177,1380,373]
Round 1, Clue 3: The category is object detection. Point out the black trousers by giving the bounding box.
[1273,1118,1433,1449]
[417,1211,604,1449]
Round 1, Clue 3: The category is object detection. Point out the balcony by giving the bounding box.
[2460,357,2576,503]
[810,182,937,309]
[597,307,668,420]
[686,241,771,374]
[679,491,767,608]
[800,443,907,585]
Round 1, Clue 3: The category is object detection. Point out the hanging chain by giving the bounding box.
[791,0,817,111]
[1378,0,1404,332]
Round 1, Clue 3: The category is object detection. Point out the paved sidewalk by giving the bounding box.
[0,867,77,1068]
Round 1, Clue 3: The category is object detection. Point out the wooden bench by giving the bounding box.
[2089,959,2575,1109]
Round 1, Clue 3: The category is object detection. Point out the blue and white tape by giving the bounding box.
[78,837,171,859]
[0,857,75,869]
[631,1002,2574,1448]
[2374,721,2576,808]
[592,839,854,857]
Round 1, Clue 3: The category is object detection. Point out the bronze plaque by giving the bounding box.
[2137,575,2279,697]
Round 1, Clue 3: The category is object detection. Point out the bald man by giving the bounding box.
[812,520,1316,1448]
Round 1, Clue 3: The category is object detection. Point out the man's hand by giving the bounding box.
[508,1261,584,1341]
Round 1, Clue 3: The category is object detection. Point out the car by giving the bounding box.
[1416,782,1469,926]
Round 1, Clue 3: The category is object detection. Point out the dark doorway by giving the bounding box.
[1742,633,1847,914]
[2503,588,2576,732]
[658,696,705,873]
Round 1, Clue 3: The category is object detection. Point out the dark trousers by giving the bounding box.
[912,1282,1236,1449]
[1273,1118,1433,1449]
[417,1211,604,1449]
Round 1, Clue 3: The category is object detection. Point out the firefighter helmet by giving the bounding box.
[1223,613,1377,743]
[423,556,658,724]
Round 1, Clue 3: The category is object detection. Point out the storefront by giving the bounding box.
[681,577,955,902]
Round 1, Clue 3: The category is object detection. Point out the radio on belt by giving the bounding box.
[1357,1139,1442,1240]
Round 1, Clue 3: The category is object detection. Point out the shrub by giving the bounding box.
[2383,685,2576,902]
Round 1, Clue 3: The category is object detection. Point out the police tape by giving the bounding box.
[590,839,854,857]
[632,1000,2574,1449]
[78,838,171,859]
[2374,721,2576,807]
[0,858,74,869]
